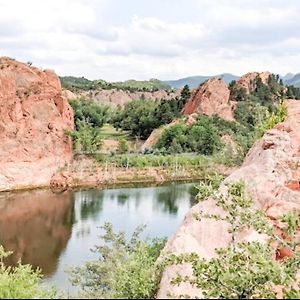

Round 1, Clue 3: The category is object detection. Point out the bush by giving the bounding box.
[117,138,129,154]
[70,98,112,130]
[0,246,57,299]
[156,117,222,155]
[66,121,102,154]
[68,223,166,299]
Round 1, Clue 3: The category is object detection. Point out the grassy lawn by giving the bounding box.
[99,124,131,140]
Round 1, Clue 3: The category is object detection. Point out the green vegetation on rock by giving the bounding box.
[168,180,300,299]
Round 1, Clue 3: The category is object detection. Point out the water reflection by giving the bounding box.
[0,181,199,292]
[77,190,104,221]
[0,189,74,276]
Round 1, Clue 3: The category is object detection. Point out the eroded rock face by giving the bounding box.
[235,71,271,94]
[0,57,74,191]
[62,88,180,107]
[183,78,235,121]
[157,100,300,298]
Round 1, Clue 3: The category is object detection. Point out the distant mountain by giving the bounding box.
[281,73,295,82]
[285,73,300,88]
[163,73,240,89]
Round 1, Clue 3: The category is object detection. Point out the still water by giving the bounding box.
[0,181,198,293]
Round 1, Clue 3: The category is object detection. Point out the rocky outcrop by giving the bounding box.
[183,78,235,121]
[62,88,180,107]
[142,120,180,151]
[235,71,271,94]
[0,57,74,191]
[157,100,300,298]
[50,171,73,192]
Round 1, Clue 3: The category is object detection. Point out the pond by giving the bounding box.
[0,181,199,294]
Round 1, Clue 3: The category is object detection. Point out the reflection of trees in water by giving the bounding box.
[117,193,129,206]
[0,189,74,276]
[155,183,197,215]
[76,190,104,221]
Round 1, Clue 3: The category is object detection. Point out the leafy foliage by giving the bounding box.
[167,180,300,299]
[66,121,102,154]
[0,246,57,299]
[117,138,129,154]
[255,101,288,137]
[70,98,112,130]
[156,117,222,155]
[112,86,190,140]
[112,99,158,140]
[68,223,166,299]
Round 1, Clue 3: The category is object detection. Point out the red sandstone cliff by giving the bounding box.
[0,57,74,191]
[183,78,235,121]
[157,100,300,298]
[235,71,271,94]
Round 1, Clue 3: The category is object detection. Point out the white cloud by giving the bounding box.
[0,0,300,80]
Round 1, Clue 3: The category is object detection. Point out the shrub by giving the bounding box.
[117,138,129,154]
[66,121,102,154]
[68,223,166,299]
[70,98,111,130]
[0,246,57,299]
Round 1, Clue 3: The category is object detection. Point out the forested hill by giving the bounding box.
[60,76,172,92]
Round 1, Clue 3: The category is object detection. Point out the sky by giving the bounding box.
[0,0,300,81]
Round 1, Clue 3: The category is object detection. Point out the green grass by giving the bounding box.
[99,124,130,140]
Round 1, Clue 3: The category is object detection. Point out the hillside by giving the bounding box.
[163,73,240,88]
[60,76,172,92]
[285,73,300,88]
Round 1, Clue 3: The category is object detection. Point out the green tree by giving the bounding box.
[156,117,222,155]
[67,121,102,154]
[70,98,111,130]
[180,84,191,105]
[117,138,129,154]
[111,99,159,140]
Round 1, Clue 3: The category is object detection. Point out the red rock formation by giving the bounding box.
[183,78,235,121]
[62,88,180,107]
[235,71,271,94]
[0,57,74,191]
[157,100,300,298]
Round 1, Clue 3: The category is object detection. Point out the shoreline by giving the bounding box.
[1,164,236,194]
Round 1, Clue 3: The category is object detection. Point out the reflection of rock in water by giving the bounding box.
[0,189,74,276]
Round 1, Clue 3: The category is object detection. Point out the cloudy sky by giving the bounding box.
[0,0,300,81]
